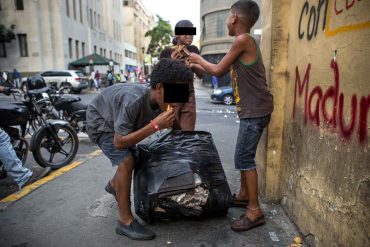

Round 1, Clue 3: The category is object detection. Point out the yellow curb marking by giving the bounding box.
[0,149,102,203]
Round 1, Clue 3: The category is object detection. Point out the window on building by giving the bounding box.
[100,48,102,55]
[94,12,96,27]
[0,43,6,57]
[18,34,28,57]
[79,0,83,23]
[15,0,24,10]
[66,0,69,16]
[82,42,85,57]
[94,45,97,53]
[75,40,79,59]
[73,0,76,20]
[110,50,112,59]
[89,9,92,27]
[68,38,73,58]
[216,14,225,37]
[123,1,128,6]
[98,14,100,28]
[103,49,106,57]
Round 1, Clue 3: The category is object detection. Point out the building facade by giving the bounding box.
[258,0,370,246]
[123,0,154,75]
[200,0,261,86]
[0,0,126,75]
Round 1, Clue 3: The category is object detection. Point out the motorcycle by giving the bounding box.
[48,86,87,133]
[0,77,79,172]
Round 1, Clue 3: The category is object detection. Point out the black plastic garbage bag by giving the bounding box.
[134,130,232,223]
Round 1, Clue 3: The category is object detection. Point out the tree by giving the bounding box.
[0,24,16,43]
[145,15,173,59]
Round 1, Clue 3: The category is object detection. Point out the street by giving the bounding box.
[0,85,303,246]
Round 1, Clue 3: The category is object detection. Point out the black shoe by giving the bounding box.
[115,219,155,240]
[105,181,117,201]
[21,167,52,188]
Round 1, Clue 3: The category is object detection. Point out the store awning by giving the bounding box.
[69,53,119,67]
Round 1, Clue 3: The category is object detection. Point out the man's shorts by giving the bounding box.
[97,134,137,167]
[234,115,271,171]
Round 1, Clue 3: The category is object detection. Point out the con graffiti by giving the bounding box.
[298,0,365,40]
[292,59,370,143]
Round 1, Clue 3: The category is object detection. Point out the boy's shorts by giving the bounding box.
[234,115,271,171]
[97,133,137,167]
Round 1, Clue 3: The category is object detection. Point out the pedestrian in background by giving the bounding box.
[12,69,21,88]
[212,75,219,89]
[107,70,114,86]
[94,70,101,90]
[159,19,205,131]
[189,0,274,232]
[90,70,95,90]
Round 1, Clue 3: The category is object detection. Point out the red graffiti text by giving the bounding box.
[293,59,370,143]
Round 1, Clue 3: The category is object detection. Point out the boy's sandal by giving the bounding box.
[231,193,248,208]
[230,214,265,232]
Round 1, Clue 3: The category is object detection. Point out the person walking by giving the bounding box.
[12,69,21,88]
[94,70,101,90]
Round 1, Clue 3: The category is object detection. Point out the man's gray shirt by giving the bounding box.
[86,83,160,144]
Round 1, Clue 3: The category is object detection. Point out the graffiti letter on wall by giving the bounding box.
[292,59,369,144]
[359,96,370,143]
[338,93,357,139]
[293,64,311,123]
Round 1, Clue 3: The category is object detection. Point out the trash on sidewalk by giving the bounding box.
[134,130,232,223]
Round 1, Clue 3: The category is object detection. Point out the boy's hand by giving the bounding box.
[153,108,175,129]
[188,53,202,64]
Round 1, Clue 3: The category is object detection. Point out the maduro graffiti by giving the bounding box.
[292,59,370,143]
[298,0,370,40]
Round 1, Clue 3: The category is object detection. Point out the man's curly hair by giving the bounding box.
[149,58,193,88]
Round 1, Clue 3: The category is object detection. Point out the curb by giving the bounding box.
[0,149,103,211]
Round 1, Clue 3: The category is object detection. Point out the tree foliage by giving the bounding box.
[0,24,16,43]
[145,15,173,59]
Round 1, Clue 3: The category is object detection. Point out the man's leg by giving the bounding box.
[111,155,135,224]
[0,129,32,187]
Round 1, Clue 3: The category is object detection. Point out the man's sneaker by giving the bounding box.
[21,167,52,189]
[116,219,155,240]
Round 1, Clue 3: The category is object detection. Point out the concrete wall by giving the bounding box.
[260,0,370,246]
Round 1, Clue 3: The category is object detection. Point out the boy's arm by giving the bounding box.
[113,109,175,149]
[189,35,250,77]
[190,64,207,78]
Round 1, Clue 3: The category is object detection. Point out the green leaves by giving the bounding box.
[0,24,16,43]
[145,15,173,58]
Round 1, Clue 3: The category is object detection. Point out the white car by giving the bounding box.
[21,70,89,93]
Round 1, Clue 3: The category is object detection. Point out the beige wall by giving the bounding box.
[261,0,370,246]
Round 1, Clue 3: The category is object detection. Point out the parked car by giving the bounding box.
[210,86,235,105]
[21,70,89,94]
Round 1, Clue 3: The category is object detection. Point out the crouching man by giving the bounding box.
[86,58,194,240]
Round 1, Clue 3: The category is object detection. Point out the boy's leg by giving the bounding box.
[231,115,270,231]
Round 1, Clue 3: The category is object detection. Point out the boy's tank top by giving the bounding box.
[231,34,274,118]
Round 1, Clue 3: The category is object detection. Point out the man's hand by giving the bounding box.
[153,108,175,130]
[0,85,11,95]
